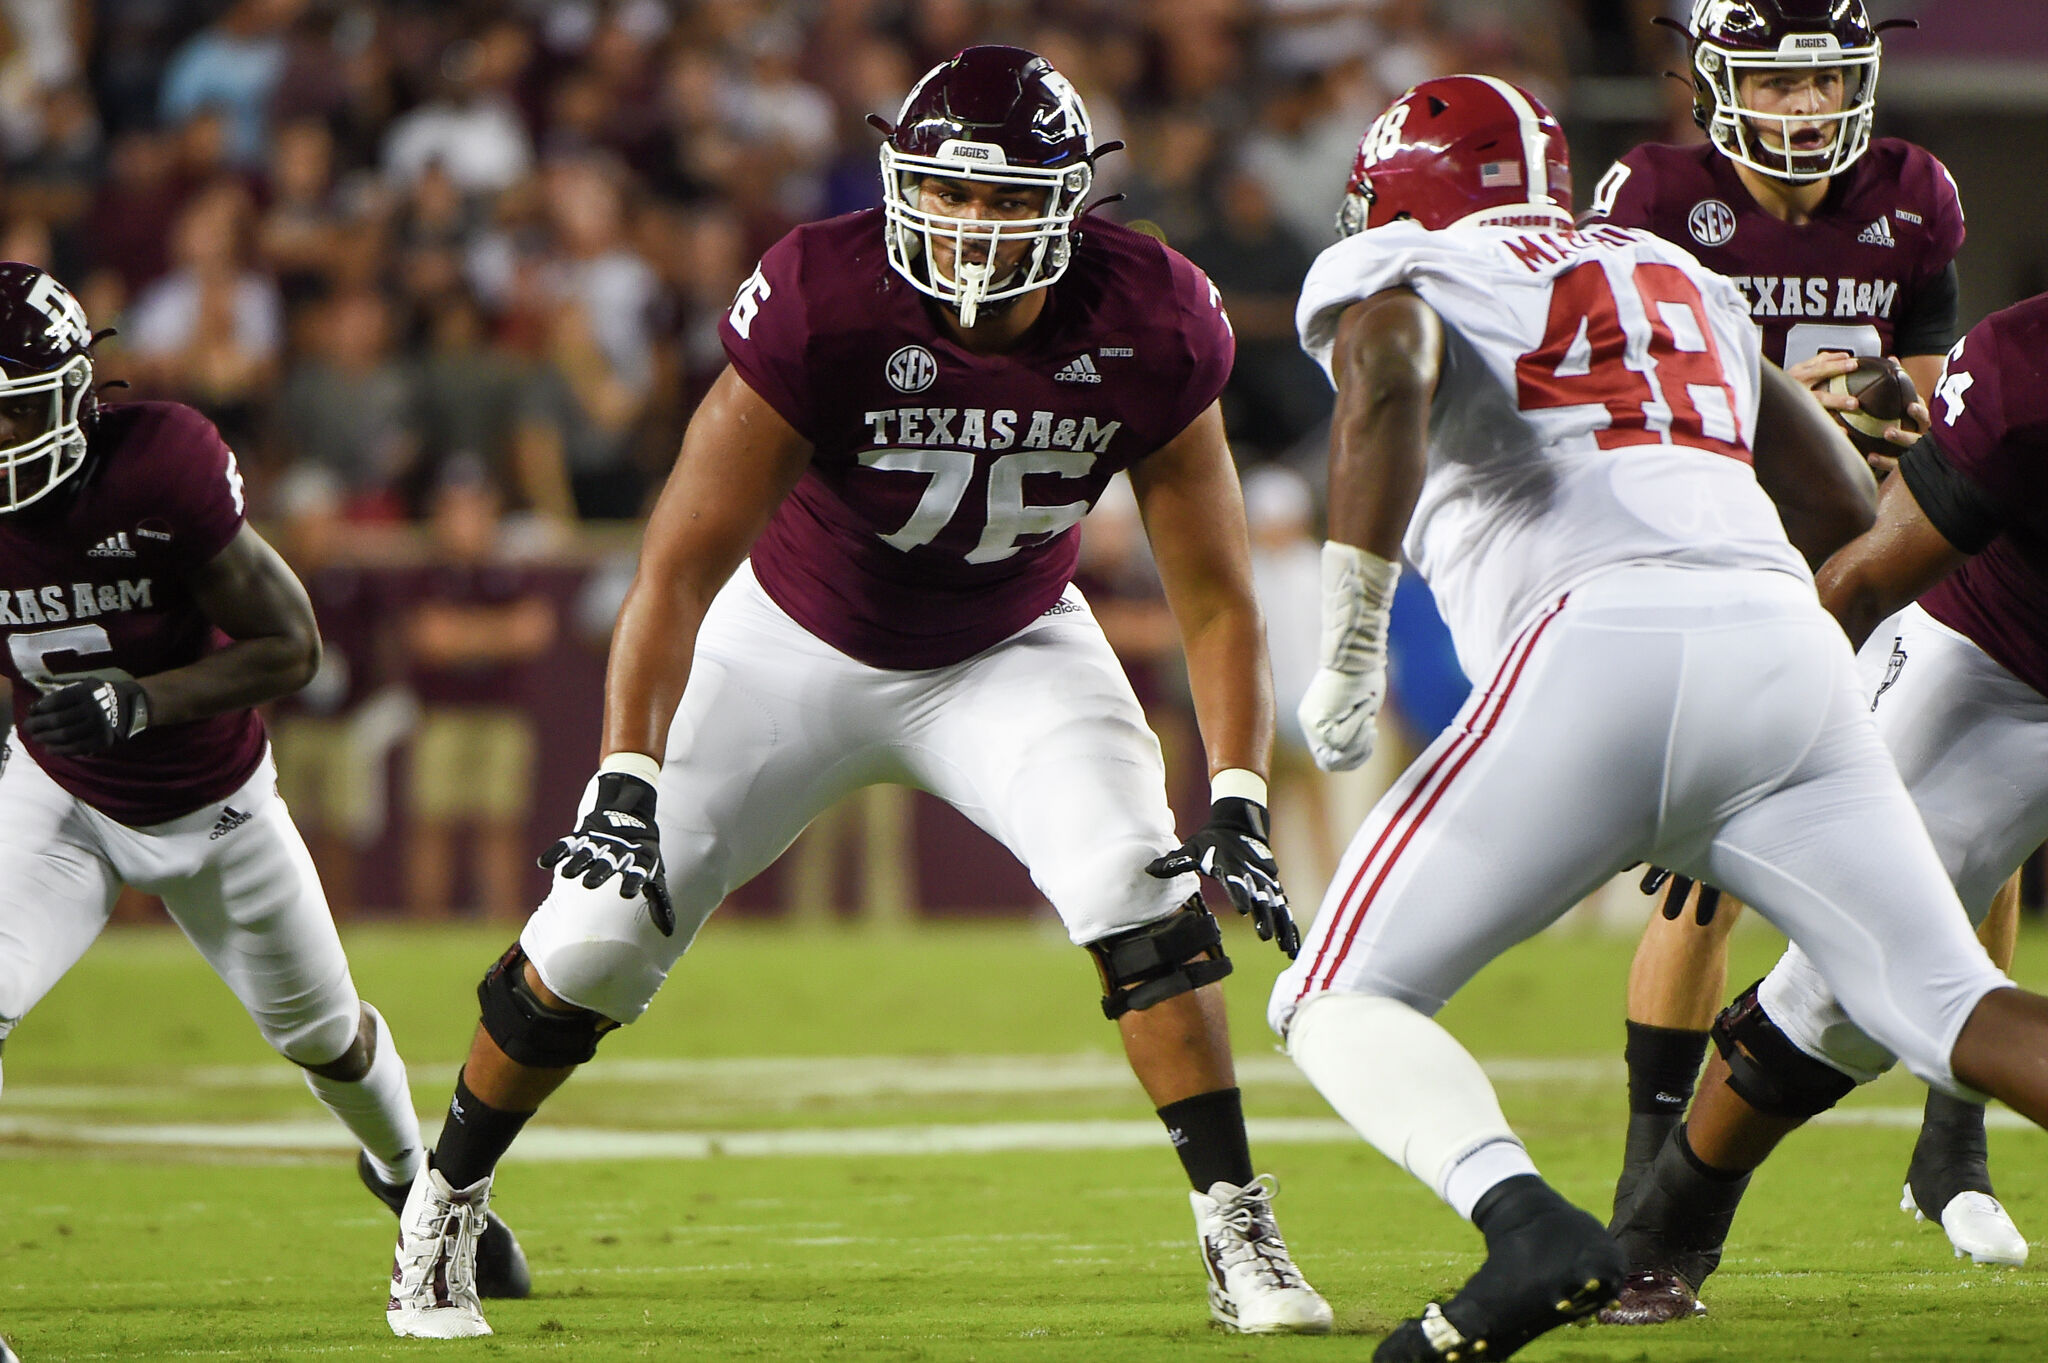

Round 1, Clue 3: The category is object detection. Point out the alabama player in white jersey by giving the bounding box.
[1271,75,2048,1363]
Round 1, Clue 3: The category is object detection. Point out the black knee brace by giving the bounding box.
[478,945,614,1068]
[1087,900,1233,1019]
[1710,981,1858,1119]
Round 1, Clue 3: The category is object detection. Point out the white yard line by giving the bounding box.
[0,1104,2022,1163]
[5,1052,1622,1107]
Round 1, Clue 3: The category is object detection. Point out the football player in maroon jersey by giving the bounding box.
[0,262,527,1309]
[386,47,1331,1340]
[1605,292,2048,1320]
[1582,0,2027,1289]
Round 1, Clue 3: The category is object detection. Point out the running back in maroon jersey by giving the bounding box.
[1913,295,2048,701]
[0,401,265,823]
[1583,139,1965,366]
[720,209,1234,670]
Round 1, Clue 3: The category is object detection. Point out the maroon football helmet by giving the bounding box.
[1684,0,1883,182]
[0,262,95,512]
[871,46,1109,325]
[1337,75,1572,237]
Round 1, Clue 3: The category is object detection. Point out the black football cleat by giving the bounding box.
[1374,1176,1625,1363]
[359,1151,533,1299]
[1596,1268,1707,1325]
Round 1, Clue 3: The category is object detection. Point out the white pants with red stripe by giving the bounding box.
[1270,564,2009,1097]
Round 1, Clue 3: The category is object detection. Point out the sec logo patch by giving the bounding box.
[1687,200,1736,247]
[886,345,938,393]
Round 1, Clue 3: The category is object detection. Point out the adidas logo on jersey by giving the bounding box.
[209,805,251,840]
[86,533,136,558]
[1053,354,1102,383]
[1856,217,1896,248]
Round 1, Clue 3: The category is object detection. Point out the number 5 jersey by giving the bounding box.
[1295,218,1808,677]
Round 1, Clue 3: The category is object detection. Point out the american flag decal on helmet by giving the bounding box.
[1479,161,1523,188]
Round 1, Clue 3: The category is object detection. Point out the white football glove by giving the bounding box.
[1296,542,1398,772]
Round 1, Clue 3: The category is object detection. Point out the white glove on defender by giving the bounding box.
[1297,542,1398,772]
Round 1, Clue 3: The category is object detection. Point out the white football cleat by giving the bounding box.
[1901,1183,2028,1266]
[387,1165,496,1337]
[0,1333,19,1361]
[1189,1176,1333,1334]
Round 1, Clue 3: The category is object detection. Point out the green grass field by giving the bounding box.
[3,914,2045,1361]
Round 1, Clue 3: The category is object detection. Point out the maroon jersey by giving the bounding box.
[1583,139,1964,366]
[0,402,264,824]
[1912,296,2048,700]
[720,210,1234,670]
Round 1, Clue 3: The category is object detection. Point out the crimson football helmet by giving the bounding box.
[1684,0,1883,182]
[871,46,1112,326]
[1336,75,1572,237]
[0,262,95,513]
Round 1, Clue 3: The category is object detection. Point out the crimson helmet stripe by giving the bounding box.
[1463,74,1558,209]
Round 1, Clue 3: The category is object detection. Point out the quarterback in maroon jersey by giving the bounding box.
[1579,0,2025,1296]
[1605,291,2048,1319]
[387,47,1330,1340]
[0,263,527,1307]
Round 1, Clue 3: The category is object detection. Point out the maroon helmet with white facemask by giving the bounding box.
[1684,0,1885,183]
[0,262,96,513]
[1336,75,1572,237]
[871,46,1115,326]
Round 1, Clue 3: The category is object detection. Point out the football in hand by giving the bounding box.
[1822,354,1925,456]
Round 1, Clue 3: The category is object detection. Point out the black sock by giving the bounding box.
[1158,1087,1256,1192]
[433,1070,533,1189]
[1908,1088,1993,1208]
[1625,1021,1711,1116]
[1470,1173,1559,1239]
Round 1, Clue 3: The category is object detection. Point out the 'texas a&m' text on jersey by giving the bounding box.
[0,402,265,824]
[1584,139,1965,367]
[719,209,1234,671]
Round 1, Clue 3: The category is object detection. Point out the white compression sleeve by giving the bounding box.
[301,1002,424,1186]
[1287,992,1537,1220]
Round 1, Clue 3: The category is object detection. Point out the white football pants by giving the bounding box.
[1273,564,2008,1097]
[524,561,1197,1022]
[1760,603,2048,1082]
[0,744,364,1065]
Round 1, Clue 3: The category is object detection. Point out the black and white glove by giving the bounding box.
[538,767,676,936]
[1640,865,1722,927]
[1148,792,1300,959]
[1298,542,1398,771]
[23,678,150,755]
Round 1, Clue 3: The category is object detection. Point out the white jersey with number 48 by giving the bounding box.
[1296,218,1809,677]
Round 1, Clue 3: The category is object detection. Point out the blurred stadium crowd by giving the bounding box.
[2,0,1693,521]
[0,0,1694,918]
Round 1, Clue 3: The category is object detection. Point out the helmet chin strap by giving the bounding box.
[953,260,993,328]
